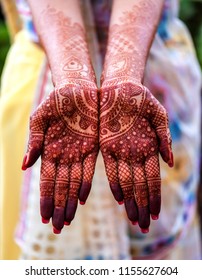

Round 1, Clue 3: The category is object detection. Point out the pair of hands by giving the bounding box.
[22,80,173,234]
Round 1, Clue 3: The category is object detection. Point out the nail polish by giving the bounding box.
[53,227,61,234]
[151,214,159,220]
[141,228,149,234]
[118,201,124,205]
[42,217,50,224]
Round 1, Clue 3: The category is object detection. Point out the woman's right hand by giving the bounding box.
[22,82,99,233]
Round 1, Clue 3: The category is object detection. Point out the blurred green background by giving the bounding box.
[0,0,202,77]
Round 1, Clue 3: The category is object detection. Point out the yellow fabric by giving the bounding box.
[0,30,44,259]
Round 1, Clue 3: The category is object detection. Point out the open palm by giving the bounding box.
[22,83,99,233]
[100,82,173,232]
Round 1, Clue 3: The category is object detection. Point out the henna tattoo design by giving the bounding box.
[40,6,96,86]
[22,83,99,234]
[100,1,171,233]
[21,8,99,234]
[101,1,162,84]
[100,82,173,232]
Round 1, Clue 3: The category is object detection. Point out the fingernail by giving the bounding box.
[118,201,124,205]
[53,227,61,234]
[21,155,27,170]
[168,151,174,167]
[42,217,50,224]
[141,228,149,234]
[151,214,159,220]
[80,201,85,205]
[64,221,71,226]
[131,221,138,225]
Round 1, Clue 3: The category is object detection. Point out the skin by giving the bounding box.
[100,0,173,233]
[22,1,99,233]
[22,0,173,234]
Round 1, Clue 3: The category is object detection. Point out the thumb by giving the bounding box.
[22,97,51,170]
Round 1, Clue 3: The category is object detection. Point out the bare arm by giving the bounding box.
[102,0,164,85]
[100,0,173,232]
[27,0,96,86]
[23,0,99,233]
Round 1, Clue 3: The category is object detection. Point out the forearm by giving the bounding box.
[28,0,96,87]
[102,0,164,85]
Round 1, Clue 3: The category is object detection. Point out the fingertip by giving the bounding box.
[110,183,124,202]
[168,151,174,167]
[65,199,78,223]
[118,200,124,205]
[42,217,50,224]
[131,221,138,225]
[21,154,28,170]
[151,214,159,220]
[141,228,149,234]
[79,182,91,203]
[53,227,61,234]
[64,221,71,226]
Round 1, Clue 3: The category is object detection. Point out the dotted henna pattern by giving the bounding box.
[23,83,99,233]
[100,1,173,232]
[100,81,173,230]
[22,7,99,234]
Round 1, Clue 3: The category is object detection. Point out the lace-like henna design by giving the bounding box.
[22,83,99,233]
[100,82,173,231]
[101,1,161,85]
[21,8,99,234]
[100,1,172,232]
[40,6,96,86]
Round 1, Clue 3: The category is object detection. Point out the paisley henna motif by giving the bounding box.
[22,83,99,233]
[100,1,171,233]
[100,82,173,231]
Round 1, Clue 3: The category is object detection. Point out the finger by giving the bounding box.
[22,98,51,170]
[103,154,124,204]
[145,155,161,218]
[40,158,56,223]
[145,90,173,167]
[79,152,97,205]
[132,164,150,231]
[52,164,69,233]
[118,160,138,222]
[65,162,82,224]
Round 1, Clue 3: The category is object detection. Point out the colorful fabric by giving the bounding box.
[0,30,44,259]
[1,0,201,259]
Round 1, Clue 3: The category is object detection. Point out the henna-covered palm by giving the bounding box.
[99,82,173,232]
[22,83,99,233]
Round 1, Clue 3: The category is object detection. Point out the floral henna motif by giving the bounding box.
[22,83,99,233]
[40,6,96,86]
[99,82,173,231]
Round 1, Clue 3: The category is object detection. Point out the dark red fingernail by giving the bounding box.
[151,214,159,220]
[80,201,85,205]
[53,227,61,234]
[42,217,50,224]
[118,201,124,205]
[64,221,71,226]
[21,155,27,170]
[169,152,174,167]
[131,221,138,225]
[141,228,149,234]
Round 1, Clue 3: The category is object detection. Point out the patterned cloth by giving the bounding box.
[13,0,202,259]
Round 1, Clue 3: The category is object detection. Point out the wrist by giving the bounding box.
[54,78,98,91]
[101,75,142,88]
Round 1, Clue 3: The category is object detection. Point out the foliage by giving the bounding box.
[179,0,202,68]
